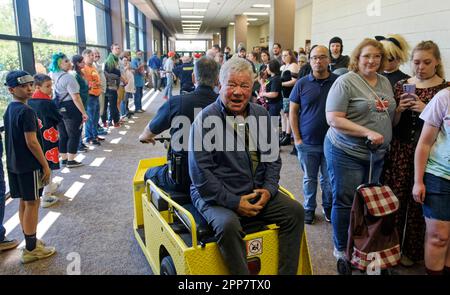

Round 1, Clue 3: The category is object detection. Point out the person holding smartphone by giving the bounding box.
[382,40,449,267]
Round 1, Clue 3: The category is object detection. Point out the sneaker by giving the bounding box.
[88,139,101,146]
[280,134,291,146]
[304,210,315,225]
[41,195,59,208]
[322,207,332,223]
[96,136,105,141]
[0,238,19,252]
[66,160,84,168]
[78,146,88,153]
[97,128,108,136]
[135,109,145,113]
[113,123,121,128]
[21,242,56,264]
[333,247,346,260]
[61,159,68,166]
[290,146,298,156]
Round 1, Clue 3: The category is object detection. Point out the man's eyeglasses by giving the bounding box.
[310,55,328,62]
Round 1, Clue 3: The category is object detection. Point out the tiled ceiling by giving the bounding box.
[151,0,272,39]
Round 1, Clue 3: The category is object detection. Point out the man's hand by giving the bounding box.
[237,193,263,217]
[294,137,303,146]
[253,189,271,208]
[82,113,89,123]
[41,166,51,186]
[139,133,156,145]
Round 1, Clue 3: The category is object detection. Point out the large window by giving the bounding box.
[84,0,107,46]
[0,0,17,35]
[34,43,78,74]
[29,0,77,42]
[0,41,19,118]
[125,1,146,54]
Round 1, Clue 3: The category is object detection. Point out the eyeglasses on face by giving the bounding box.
[310,55,329,61]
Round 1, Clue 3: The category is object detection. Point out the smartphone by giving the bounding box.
[403,83,416,95]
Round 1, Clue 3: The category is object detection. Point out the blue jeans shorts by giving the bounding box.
[423,173,450,221]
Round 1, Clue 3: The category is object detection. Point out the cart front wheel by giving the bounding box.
[337,258,352,275]
[160,256,177,275]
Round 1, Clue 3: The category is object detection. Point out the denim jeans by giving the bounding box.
[103,89,120,124]
[58,101,83,154]
[296,143,332,212]
[151,70,160,90]
[85,95,100,141]
[0,139,6,242]
[324,136,385,251]
[121,93,131,117]
[134,87,143,111]
[163,74,173,99]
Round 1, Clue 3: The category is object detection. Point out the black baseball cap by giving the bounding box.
[4,70,34,88]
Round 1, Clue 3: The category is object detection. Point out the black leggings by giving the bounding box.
[58,100,83,154]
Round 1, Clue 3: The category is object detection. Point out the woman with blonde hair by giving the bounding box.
[324,38,396,259]
[376,34,411,88]
[382,40,448,267]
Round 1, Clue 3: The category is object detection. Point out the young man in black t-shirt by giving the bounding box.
[3,70,56,264]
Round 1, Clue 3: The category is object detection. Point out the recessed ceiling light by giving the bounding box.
[182,20,203,23]
[181,15,204,18]
[243,12,269,16]
[252,4,271,8]
[180,9,207,12]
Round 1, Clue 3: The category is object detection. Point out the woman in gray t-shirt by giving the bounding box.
[323,39,396,258]
[49,53,88,168]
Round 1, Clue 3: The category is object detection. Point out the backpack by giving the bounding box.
[53,73,70,109]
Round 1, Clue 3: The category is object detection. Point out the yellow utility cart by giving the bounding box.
[133,157,313,275]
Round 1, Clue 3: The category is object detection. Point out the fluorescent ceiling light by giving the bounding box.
[180,9,207,12]
[181,15,204,18]
[252,4,271,8]
[229,22,234,25]
[182,24,202,27]
[247,18,258,21]
[243,12,269,16]
[182,20,203,23]
[179,0,210,3]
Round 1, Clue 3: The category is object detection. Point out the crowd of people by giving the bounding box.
[1,34,449,275]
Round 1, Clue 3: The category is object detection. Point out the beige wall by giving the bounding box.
[227,25,235,51]
[310,0,450,77]
[294,3,312,51]
[153,27,161,55]
[259,23,269,47]
[247,26,260,51]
